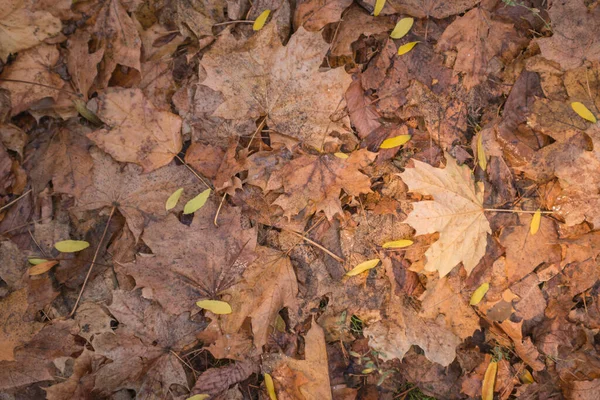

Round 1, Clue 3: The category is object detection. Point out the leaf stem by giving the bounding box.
[68,206,116,318]
[213,20,255,27]
[174,154,212,190]
[483,208,553,214]
[285,229,345,263]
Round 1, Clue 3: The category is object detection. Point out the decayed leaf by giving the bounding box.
[0,0,61,62]
[268,149,376,220]
[75,148,202,241]
[383,0,479,19]
[0,289,43,361]
[122,201,256,315]
[400,153,491,277]
[536,0,600,71]
[200,23,352,150]
[87,88,183,172]
[294,0,352,31]
[196,299,232,314]
[0,44,63,116]
[192,360,259,396]
[54,240,90,253]
[346,259,380,276]
[437,8,527,89]
[67,30,105,100]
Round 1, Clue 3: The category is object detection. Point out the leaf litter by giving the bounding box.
[2,0,600,399]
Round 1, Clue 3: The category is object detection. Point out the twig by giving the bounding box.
[484,208,553,214]
[213,20,255,27]
[174,154,212,190]
[284,229,345,263]
[68,206,116,317]
[214,193,227,227]
[0,188,32,213]
[246,117,267,149]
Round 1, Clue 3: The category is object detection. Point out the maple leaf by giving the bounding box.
[267,149,376,220]
[437,8,527,89]
[400,153,491,277]
[87,88,183,172]
[122,201,257,315]
[0,0,61,62]
[66,30,105,100]
[199,23,352,150]
[536,0,600,71]
[0,44,63,116]
[74,148,202,241]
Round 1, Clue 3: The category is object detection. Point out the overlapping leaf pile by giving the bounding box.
[1,0,600,399]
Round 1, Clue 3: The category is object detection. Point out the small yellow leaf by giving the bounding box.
[477,132,487,171]
[334,152,349,159]
[530,209,541,235]
[28,258,48,265]
[253,10,271,31]
[571,101,597,123]
[482,361,498,400]
[380,134,411,149]
[186,395,210,400]
[28,260,58,276]
[165,188,184,211]
[346,259,380,276]
[362,368,374,374]
[373,0,385,16]
[397,41,419,56]
[196,299,232,314]
[382,239,413,249]
[470,282,490,305]
[183,188,211,214]
[390,17,414,39]
[54,240,90,253]
[264,373,277,400]
[519,369,534,384]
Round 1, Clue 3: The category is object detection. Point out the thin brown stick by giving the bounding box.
[246,117,267,149]
[68,206,116,317]
[213,20,255,27]
[0,78,81,97]
[174,154,212,189]
[484,208,553,214]
[214,193,227,227]
[284,229,345,263]
[0,188,32,212]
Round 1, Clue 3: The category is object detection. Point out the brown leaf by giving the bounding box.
[383,0,479,19]
[536,0,600,71]
[192,360,259,396]
[437,8,527,89]
[44,349,96,400]
[67,30,105,99]
[345,78,382,140]
[267,149,375,220]
[185,142,227,179]
[0,289,43,362]
[200,23,352,150]
[87,88,182,172]
[0,0,61,62]
[294,0,353,31]
[0,44,63,116]
[122,202,256,315]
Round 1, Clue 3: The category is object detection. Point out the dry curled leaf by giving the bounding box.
[400,153,491,276]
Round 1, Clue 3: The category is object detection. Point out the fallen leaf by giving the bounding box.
[482,360,497,400]
[400,153,491,277]
[346,258,380,276]
[382,239,412,249]
[571,101,597,123]
[268,149,376,220]
[199,23,352,150]
[192,360,259,396]
[28,260,57,275]
[196,299,232,314]
[470,282,490,306]
[380,134,411,149]
[437,8,527,89]
[87,88,182,172]
[397,41,419,56]
[253,10,271,31]
[265,373,277,400]
[477,131,487,171]
[183,188,211,214]
[294,0,353,31]
[390,17,413,39]
[373,0,385,16]
[0,0,61,62]
[0,289,42,361]
[28,258,48,265]
[54,240,90,253]
[187,395,210,400]
[165,188,184,211]
[530,209,541,235]
[66,30,105,99]
[383,0,479,19]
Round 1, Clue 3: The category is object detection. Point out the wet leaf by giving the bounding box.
[530,209,541,235]
[54,240,90,253]
[196,300,232,314]
[482,360,497,400]
[165,188,184,211]
[253,10,271,31]
[380,134,411,149]
[183,188,211,214]
[397,41,419,56]
[264,373,277,400]
[571,101,597,123]
[470,282,489,305]
[382,239,413,249]
[28,260,58,276]
[390,17,414,39]
[346,259,380,276]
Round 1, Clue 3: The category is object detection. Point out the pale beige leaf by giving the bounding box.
[400,153,491,276]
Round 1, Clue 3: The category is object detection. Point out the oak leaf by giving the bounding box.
[87,88,183,172]
[0,0,61,62]
[400,153,491,277]
[437,8,527,89]
[200,23,352,150]
[267,149,376,220]
[122,201,257,315]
